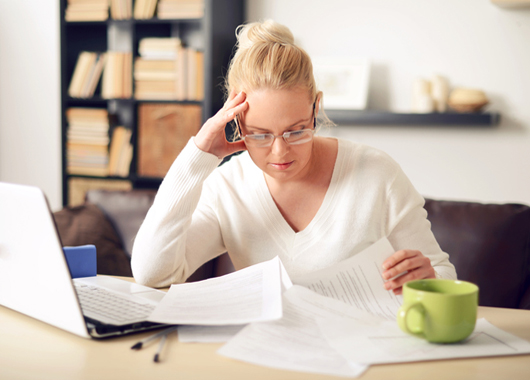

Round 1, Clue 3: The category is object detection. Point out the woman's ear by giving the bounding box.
[315,92,322,117]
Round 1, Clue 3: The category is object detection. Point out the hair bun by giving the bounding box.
[226,19,321,113]
[236,20,295,50]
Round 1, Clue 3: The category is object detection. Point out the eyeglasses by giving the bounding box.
[236,101,316,148]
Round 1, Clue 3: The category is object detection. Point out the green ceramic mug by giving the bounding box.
[397,279,479,343]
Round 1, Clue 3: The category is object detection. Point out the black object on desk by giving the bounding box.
[131,326,178,363]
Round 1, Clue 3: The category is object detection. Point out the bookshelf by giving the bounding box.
[59,0,244,206]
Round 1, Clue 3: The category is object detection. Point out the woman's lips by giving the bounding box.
[269,161,293,170]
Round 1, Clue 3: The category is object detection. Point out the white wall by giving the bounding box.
[0,0,529,210]
[0,0,62,210]
[247,0,530,204]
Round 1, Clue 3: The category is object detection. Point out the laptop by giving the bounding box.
[0,182,169,339]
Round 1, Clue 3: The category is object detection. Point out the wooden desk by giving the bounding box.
[1,281,530,380]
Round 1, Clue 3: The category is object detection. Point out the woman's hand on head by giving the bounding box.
[381,249,436,295]
[194,90,248,159]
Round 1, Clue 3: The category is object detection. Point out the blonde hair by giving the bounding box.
[225,20,319,105]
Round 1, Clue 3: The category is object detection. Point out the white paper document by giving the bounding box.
[147,257,284,325]
[178,325,246,343]
[317,317,530,365]
[293,237,402,320]
[218,286,370,378]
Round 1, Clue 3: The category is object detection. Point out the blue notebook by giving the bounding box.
[63,245,97,278]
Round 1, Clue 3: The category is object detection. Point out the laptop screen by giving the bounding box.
[0,182,91,338]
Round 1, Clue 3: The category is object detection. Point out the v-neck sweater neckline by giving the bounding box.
[251,138,345,255]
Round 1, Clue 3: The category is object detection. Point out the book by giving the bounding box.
[134,59,176,72]
[110,0,132,19]
[122,52,133,98]
[133,0,146,18]
[175,44,187,101]
[146,0,158,19]
[67,177,132,207]
[81,53,107,98]
[133,0,158,19]
[117,142,134,177]
[157,0,204,19]
[66,107,109,119]
[68,52,97,98]
[66,165,109,177]
[101,52,116,99]
[113,52,124,98]
[134,70,177,81]
[196,50,204,101]
[66,107,111,177]
[186,48,204,101]
[134,37,205,100]
[134,46,203,101]
[187,48,198,101]
[102,52,132,99]
[108,126,133,177]
[138,37,181,60]
[65,0,110,21]
[137,103,202,177]
[135,81,176,92]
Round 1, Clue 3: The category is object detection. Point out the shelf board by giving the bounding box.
[66,174,131,180]
[132,18,202,24]
[65,97,109,105]
[325,110,500,127]
[133,99,203,105]
[66,97,203,105]
[130,175,163,189]
[64,18,202,26]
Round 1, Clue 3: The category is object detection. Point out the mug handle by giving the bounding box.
[397,303,425,337]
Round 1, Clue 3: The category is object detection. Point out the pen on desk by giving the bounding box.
[153,331,171,363]
[130,326,178,350]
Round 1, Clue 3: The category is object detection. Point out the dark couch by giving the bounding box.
[53,190,530,309]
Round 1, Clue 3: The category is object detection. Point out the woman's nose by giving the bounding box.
[270,135,289,156]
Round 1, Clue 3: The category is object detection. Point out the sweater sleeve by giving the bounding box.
[384,163,457,280]
[131,138,225,287]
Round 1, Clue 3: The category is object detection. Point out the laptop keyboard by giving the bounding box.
[75,283,156,326]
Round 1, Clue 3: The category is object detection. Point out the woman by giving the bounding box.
[131,20,456,294]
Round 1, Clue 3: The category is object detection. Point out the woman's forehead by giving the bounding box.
[241,88,313,127]
[244,87,312,105]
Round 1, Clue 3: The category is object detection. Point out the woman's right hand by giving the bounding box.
[194,90,248,159]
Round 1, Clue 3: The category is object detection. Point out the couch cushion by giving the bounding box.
[53,203,133,277]
[425,199,530,309]
[86,190,157,256]
[84,189,228,282]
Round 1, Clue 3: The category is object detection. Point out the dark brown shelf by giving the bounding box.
[60,0,245,206]
[66,97,203,105]
[64,18,202,26]
[325,110,500,127]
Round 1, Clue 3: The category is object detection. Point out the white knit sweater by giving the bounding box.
[131,137,456,287]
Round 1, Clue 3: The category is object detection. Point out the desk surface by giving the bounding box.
[1,278,530,380]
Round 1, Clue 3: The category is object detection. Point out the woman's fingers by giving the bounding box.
[201,93,247,133]
[225,88,239,104]
[382,249,417,272]
[225,140,247,155]
[209,92,247,130]
[382,249,436,294]
[382,251,424,280]
[221,99,247,123]
[194,92,248,158]
[223,91,246,112]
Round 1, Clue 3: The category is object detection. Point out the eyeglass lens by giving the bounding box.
[237,100,316,147]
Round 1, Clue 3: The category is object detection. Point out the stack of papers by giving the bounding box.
[147,255,289,325]
[146,238,530,378]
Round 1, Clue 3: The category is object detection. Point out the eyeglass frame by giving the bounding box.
[234,101,317,147]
